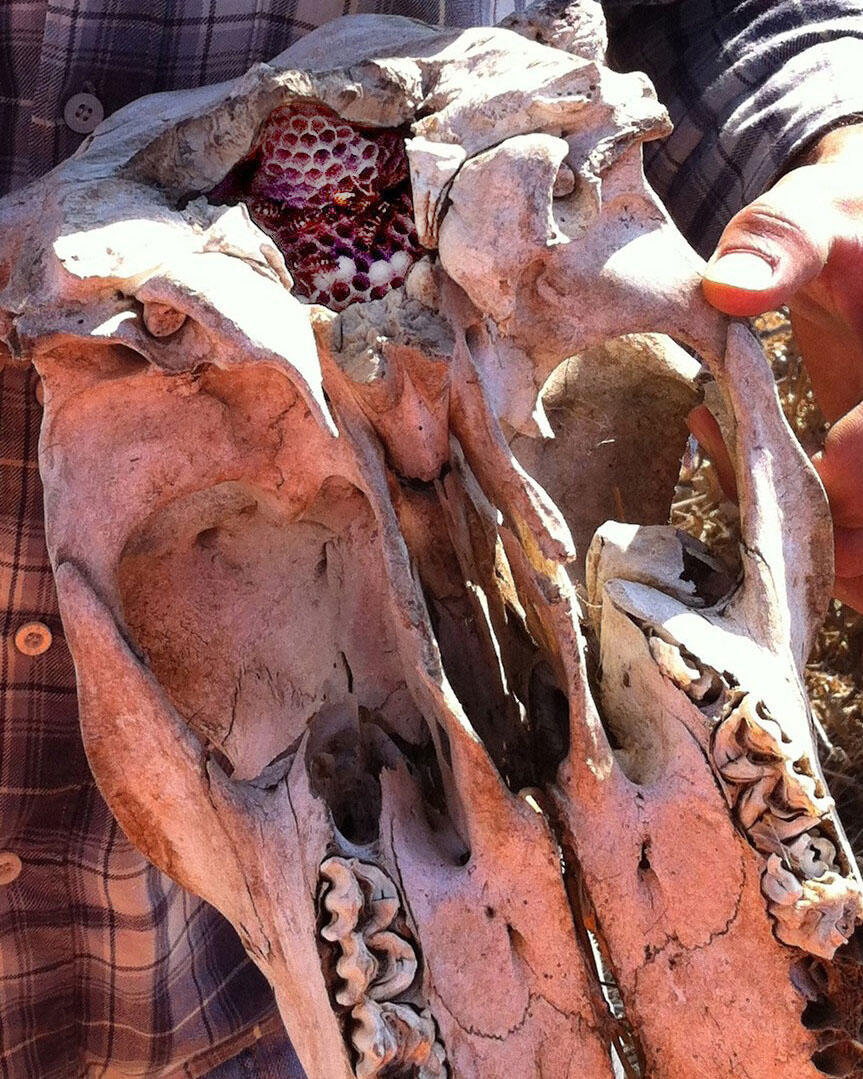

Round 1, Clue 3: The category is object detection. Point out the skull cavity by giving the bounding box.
[208,102,423,311]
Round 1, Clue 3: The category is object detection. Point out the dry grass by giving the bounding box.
[671,310,863,864]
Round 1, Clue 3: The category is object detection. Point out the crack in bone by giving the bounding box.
[712,694,863,959]
[8,3,852,1073]
[647,633,863,959]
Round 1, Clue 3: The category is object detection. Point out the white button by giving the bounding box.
[63,92,104,135]
[0,852,22,886]
[14,621,53,656]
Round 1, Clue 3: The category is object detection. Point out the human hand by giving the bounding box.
[692,121,863,611]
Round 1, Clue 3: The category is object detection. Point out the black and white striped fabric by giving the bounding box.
[606,0,863,255]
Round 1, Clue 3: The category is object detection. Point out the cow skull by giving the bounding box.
[1,3,859,1076]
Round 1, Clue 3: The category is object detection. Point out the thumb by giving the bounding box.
[701,165,836,318]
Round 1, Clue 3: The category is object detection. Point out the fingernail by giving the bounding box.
[704,251,775,291]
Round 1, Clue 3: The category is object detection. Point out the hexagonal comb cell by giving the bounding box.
[208,102,423,311]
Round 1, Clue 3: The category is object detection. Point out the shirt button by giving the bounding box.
[0,852,22,886]
[63,92,104,135]
[14,621,53,656]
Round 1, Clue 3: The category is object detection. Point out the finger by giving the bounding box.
[834,575,863,614]
[834,527,863,580]
[687,404,738,500]
[790,307,863,424]
[811,401,863,528]
[701,165,836,318]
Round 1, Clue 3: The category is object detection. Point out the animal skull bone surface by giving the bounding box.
[1,3,860,1076]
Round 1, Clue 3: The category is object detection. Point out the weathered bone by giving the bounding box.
[0,4,858,1077]
[319,857,444,1074]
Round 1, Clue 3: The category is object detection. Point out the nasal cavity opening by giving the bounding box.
[306,707,388,846]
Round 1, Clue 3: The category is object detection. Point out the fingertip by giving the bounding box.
[812,404,863,527]
[701,252,782,317]
[701,275,778,318]
[705,251,775,291]
[702,169,834,317]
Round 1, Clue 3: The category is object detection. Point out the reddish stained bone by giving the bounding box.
[209,101,423,310]
[5,9,862,1076]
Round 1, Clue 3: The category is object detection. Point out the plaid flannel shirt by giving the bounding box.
[1,1,863,1076]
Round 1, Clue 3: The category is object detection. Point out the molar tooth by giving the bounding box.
[352,1001,399,1077]
[786,833,838,879]
[318,858,446,1073]
[765,867,863,959]
[735,772,780,830]
[749,812,823,852]
[710,691,858,956]
[366,930,418,1001]
[762,855,804,906]
[320,857,364,941]
[335,933,378,1006]
[773,767,831,818]
[352,1001,444,1079]
[717,755,767,784]
[353,862,401,935]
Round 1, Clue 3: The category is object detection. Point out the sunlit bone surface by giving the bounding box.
[1,2,860,1076]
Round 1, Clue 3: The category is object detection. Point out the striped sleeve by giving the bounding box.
[605,0,863,256]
